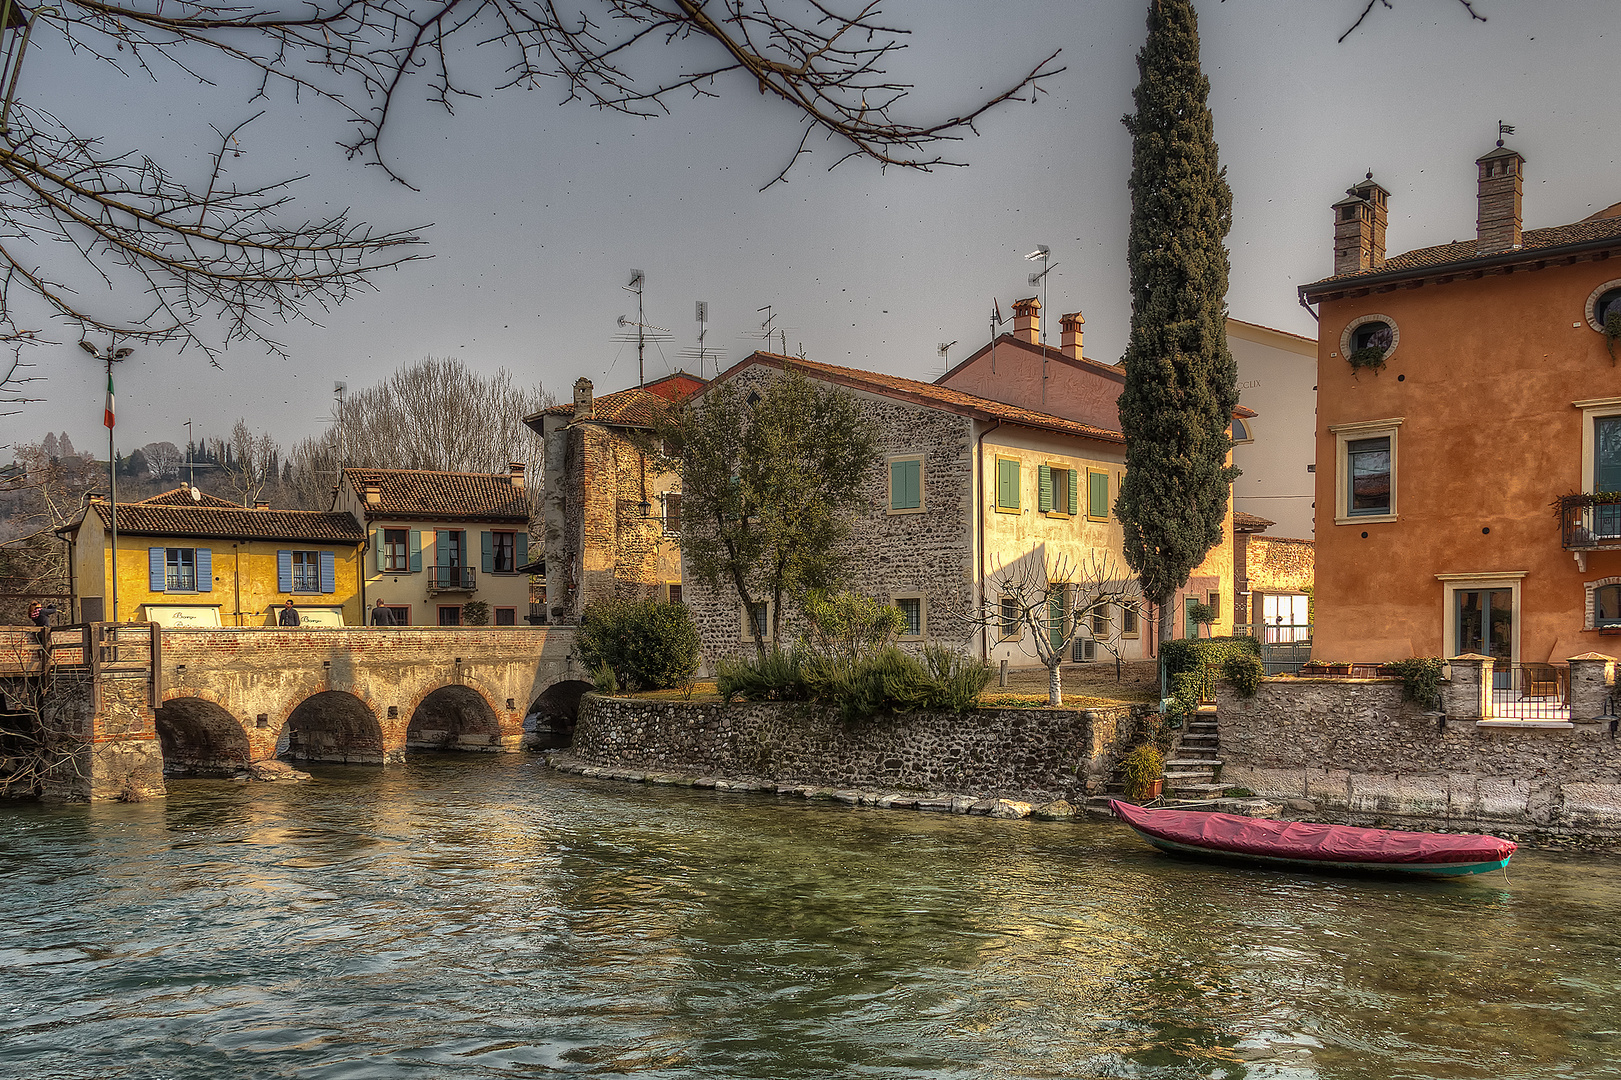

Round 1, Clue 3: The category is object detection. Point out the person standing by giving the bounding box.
[371,598,395,626]
[278,600,301,626]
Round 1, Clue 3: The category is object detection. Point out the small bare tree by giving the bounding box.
[950,550,1139,707]
[221,419,280,506]
[140,442,183,483]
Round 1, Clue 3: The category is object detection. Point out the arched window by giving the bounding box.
[1231,418,1252,444]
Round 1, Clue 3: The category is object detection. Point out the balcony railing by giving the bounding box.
[428,565,476,592]
[1560,493,1621,551]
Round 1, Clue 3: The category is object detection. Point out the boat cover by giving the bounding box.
[1111,800,1516,866]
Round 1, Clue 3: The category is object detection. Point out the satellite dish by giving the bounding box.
[191,486,202,502]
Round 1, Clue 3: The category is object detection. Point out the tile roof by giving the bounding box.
[343,468,529,522]
[1303,213,1621,295]
[940,332,1124,388]
[718,352,1127,445]
[72,501,366,543]
[137,487,243,508]
[1233,511,1276,532]
[534,374,706,427]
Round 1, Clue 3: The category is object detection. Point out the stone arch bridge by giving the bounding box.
[2,623,585,800]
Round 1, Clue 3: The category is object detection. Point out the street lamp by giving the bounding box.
[80,340,133,623]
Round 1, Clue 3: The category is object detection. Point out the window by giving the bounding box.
[1578,398,1621,547]
[1230,418,1253,444]
[889,456,924,513]
[166,548,195,592]
[742,600,772,641]
[1438,572,1524,671]
[1038,465,1078,516]
[1208,591,1221,620]
[667,583,684,604]
[1087,470,1110,521]
[893,595,924,639]
[663,493,682,535]
[1585,280,1621,333]
[999,596,1021,639]
[379,605,411,626]
[1338,313,1399,366]
[1121,602,1140,638]
[495,607,517,626]
[438,606,462,626]
[1330,418,1402,525]
[1594,583,1621,629]
[996,457,1021,512]
[1091,606,1110,637]
[438,530,464,567]
[291,550,321,593]
[490,530,517,573]
[383,529,409,572]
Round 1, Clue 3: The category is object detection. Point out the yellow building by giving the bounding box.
[58,488,367,626]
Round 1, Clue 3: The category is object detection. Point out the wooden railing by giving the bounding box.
[0,623,161,708]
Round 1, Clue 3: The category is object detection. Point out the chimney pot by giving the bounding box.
[364,480,381,507]
[254,501,269,511]
[1475,145,1524,255]
[1059,311,1085,359]
[508,462,526,491]
[1011,297,1041,345]
[573,377,594,420]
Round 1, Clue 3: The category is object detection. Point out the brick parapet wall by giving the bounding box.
[1215,676,1621,837]
[686,366,976,663]
[1247,536,1314,594]
[572,693,1153,802]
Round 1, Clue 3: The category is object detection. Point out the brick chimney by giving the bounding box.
[573,376,594,420]
[1331,173,1389,275]
[508,462,526,491]
[364,480,381,507]
[254,500,269,510]
[1059,311,1084,359]
[1475,143,1524,255]
[1012,297,1040,345]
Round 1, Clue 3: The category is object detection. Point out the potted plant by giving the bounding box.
[1121,743,1164,803]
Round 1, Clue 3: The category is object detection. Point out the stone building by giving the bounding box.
[527,372,706,622]
[334,466,533,626]
[936,299,1244,643]
[684,352,1150,668]
[1232,510,1314,639]
[1300,142,1621,666]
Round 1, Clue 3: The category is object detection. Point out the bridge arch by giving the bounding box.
[280,690,387,765]
[525,680,592,749]
[407,684,503,753]
[154,697,252,776]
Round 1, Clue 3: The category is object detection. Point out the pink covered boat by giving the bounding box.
[1111,800,1516,877]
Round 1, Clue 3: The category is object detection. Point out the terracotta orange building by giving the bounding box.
[1301,143,1621,670]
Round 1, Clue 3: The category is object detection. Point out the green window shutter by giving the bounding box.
[409,531,422,573]
[481,531,495,573]
[890,460,920,510]
[1089,471,1109,519]
[516,532,528,567]
[996,459,1019,510]
[373,529,386,573]
[1067,469,1079,516]
[436,531,451,567]
[1038,464,1053,513]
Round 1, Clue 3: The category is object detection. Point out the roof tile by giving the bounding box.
[344,468,529,521]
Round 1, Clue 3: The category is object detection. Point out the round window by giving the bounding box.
[1585,280,1621,333]
[1339,314,1398,373]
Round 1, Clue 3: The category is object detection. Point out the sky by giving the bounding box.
[10,0,1619,457]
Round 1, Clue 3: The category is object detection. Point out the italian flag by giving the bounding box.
[104,371,114,429]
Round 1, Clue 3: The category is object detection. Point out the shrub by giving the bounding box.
[720,644,990,721]
[591,661,619,695]
[1221,652,1265,698]
[1348,344,1387,372]
[716,648,807,703]
[1160,635,1261,679]
[577,598,701,691]
[1382,656,1444,711]
[1121,744,1164,801]
[461,599,490,625]
[799,590,908,659]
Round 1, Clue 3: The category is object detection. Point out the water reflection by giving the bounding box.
[3,755,1621,1079]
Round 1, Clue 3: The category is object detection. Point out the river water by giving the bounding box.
[4,755,1621,1080]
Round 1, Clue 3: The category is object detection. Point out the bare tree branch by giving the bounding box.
[1339,0,1486,44]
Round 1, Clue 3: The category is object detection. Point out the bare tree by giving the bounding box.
[221,419,280,505]
[140,442,183,482]
[0,441,99,623]
[948,550,1138,707]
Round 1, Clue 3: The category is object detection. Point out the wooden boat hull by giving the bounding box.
[1126,826,1512,877]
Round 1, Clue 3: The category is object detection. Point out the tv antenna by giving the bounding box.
[678,300,727,379]
[938,340,958,375]
[333,381,347,470]
[745,305,793,355]
[613,269,670,386]
[1025,245,1058,348]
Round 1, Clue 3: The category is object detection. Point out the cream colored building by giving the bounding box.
[1227,318,1319,540]
[335,467,533,626]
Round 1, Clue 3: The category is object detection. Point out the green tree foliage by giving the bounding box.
[576,599,700,692]
[1114,0,1240,642]
[799,590,909,660]
[658,366,879,656]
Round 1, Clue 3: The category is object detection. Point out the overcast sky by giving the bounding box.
[12,0,1619,457]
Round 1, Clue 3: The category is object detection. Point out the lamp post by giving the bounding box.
[80,340,133,623]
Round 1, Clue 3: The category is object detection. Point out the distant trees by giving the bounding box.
[140,443,182,482]
[0,439,99,623]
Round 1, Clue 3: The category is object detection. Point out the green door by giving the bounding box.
[1184,596,1200,639]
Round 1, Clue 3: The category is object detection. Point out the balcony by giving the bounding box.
[428,565,476,593]
[1560,493,1621,570]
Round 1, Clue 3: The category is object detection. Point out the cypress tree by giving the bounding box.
[1114,0,1239,644]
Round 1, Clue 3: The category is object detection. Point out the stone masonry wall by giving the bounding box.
[1215,676,1621,837]
[572,693,1153,803]
[686,365,976,664]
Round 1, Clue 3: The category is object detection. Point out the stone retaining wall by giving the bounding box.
[570,693,1154,803]
[1215,676,1621,837]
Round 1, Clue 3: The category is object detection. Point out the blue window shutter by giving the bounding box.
[277,549,293,592]
[1038,464,1053,513]
[1067,470,1079,516]
[149,547,166,592]
[197,549,213,592]
[436,531,451,567]
[409,530,422,573]
[319,550,336,594]
[373,529,385,573]
[516,532,528,567]
[481,531,494,573]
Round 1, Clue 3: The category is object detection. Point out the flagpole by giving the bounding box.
[81,340,132,624]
